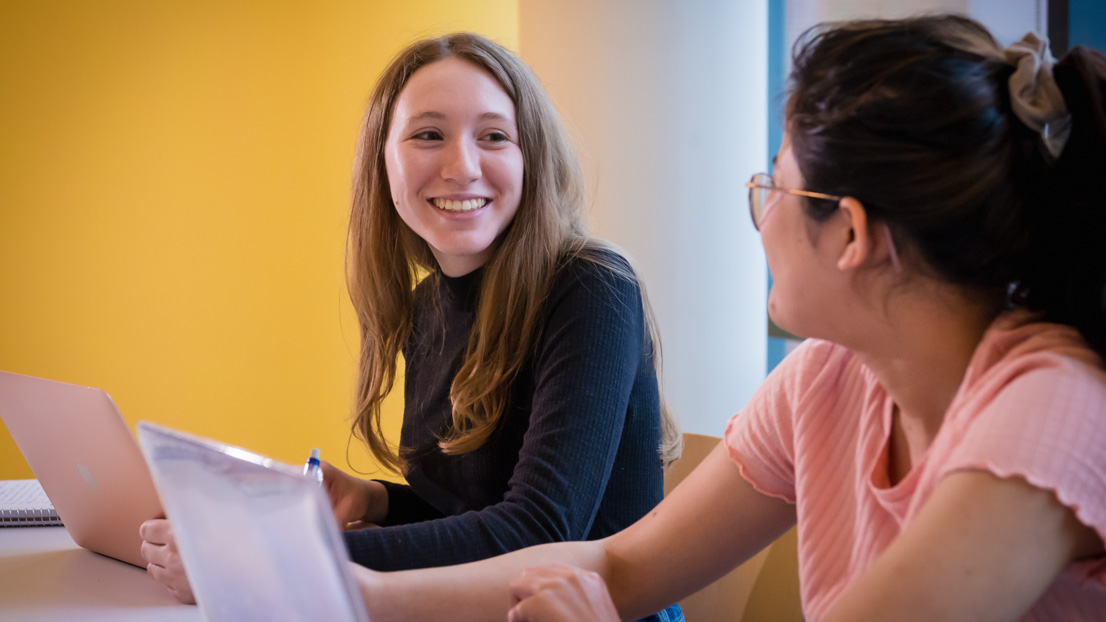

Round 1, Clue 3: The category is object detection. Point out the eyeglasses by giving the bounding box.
[745,173,903,271]
[745,172,842,231]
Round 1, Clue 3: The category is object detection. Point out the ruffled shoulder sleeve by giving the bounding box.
[724,339,852,504]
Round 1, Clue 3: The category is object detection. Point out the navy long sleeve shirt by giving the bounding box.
[343,250,665,572]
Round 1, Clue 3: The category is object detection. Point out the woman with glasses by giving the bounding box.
[347,15,1106,622]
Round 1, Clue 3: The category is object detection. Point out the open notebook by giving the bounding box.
[0,479,62,526]
[135,421,370,622]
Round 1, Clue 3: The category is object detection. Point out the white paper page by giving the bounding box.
[0,479,62,525]
[0,479,53,510]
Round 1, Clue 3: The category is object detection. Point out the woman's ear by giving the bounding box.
[835,196,873,270]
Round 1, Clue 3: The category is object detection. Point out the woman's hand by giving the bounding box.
[506,564,620,622]
[320,461,388,527]
[139,518,195,604]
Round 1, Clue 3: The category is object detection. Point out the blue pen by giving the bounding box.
[303,448,323,485]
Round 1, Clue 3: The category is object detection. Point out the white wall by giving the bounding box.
[519,0,770,435]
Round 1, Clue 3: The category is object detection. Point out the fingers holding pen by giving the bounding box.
[320,460,368,525]
[319,461,389,527]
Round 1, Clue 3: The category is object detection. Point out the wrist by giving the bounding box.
[363,480,389,524]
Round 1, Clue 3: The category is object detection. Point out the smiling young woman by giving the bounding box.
[342,37,684,622]
[138,32,684,622]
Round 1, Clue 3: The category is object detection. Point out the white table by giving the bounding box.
[0,526,201,621]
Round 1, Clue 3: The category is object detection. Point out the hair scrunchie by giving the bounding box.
[1005,32,1072,159]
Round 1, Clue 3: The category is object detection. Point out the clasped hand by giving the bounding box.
[507,564,620,622]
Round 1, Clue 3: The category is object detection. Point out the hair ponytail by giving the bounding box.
[1020,46,1106,358]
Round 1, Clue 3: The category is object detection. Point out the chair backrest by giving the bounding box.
[663,432,802,621]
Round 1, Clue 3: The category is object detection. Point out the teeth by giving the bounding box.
[432,198,487,212]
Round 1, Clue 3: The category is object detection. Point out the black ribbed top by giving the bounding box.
[343,249,664,572]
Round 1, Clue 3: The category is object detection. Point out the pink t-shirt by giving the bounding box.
[725,311,1106,621]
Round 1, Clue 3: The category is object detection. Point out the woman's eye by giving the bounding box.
[412,130,442,141]
[483,131,510,143]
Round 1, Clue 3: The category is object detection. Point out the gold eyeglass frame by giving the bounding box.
[745,172,842,231]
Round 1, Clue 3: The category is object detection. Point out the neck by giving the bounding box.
[851,284,999,473]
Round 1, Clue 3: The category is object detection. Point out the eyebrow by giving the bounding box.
[408,111,446,121]
[406,111,515,123]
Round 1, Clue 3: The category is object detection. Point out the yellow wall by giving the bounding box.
[0,1,518,480]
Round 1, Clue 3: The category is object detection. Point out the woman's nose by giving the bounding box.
[440,138,480,184]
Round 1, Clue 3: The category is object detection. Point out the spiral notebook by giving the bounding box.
[0,479,63,526]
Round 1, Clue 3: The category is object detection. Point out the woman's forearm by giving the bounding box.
[355,539,610,622]
[355,443,798,621]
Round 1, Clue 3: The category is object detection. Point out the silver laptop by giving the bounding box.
[0,370,162,567]
[136,421,370,622]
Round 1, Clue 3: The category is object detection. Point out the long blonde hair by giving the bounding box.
[347,33,680,474]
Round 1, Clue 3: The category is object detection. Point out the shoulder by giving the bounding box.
[944,313,1106,477]
[527,245,649,357]
[962,312,1106,401]
[770,338,862,400]
[554,244,638,288]
[730,339,862,431]
[545,245,643,315]
[940,319,1106,551]
[731,339,873,445]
